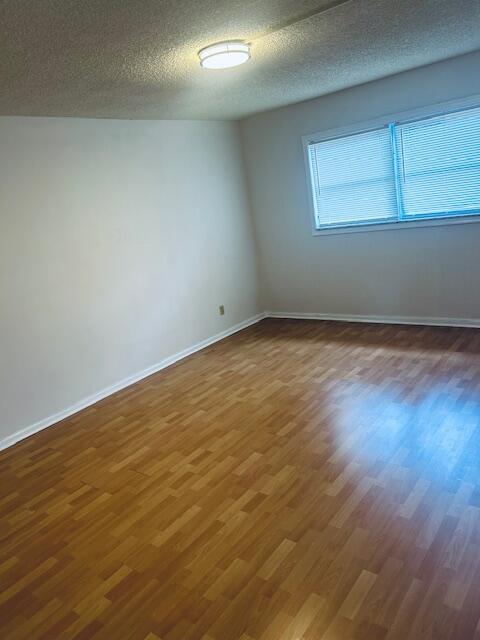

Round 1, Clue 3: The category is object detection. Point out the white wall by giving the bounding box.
[0,117,259,443]
[241,50,480,322]
[3,52,480,447]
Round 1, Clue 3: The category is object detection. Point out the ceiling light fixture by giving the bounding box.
[198,41,250,69]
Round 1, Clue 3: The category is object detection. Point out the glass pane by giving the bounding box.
[308,127,398,227]
[397,106,480,217]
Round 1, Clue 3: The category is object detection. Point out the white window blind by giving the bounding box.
[306,102,480,231]
[308,127,398,227]
[395,106,480,218]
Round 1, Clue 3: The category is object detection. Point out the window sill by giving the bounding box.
[312,214,480,236]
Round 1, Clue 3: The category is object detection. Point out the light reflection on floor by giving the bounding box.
[326,378,480,486]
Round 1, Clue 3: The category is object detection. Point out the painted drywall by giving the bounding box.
[241,50,480,321]
[0,117,259,442]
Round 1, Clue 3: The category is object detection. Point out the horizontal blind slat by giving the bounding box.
[308,127,398,227]
[396,105,480,216]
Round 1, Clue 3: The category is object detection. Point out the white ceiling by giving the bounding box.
[1,0,479,120]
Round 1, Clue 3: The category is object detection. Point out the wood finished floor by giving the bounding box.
[1,319,480,640]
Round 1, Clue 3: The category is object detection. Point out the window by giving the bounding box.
[306,102,480,232]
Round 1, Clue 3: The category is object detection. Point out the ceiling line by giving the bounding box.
[251,0,356,41]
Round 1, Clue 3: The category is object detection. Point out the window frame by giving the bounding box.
[302,95,480,236]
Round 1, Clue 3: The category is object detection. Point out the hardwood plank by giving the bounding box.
[1,318,480,639]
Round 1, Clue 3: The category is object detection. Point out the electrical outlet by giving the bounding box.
[219,305,225,316]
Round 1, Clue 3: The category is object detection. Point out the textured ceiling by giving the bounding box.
[1,0,480,120]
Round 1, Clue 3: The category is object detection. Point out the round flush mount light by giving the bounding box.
[198,41,250,69]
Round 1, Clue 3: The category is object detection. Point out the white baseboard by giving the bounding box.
[266,310,480,328]
[0,312,267,453]
[3,309,478,452]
